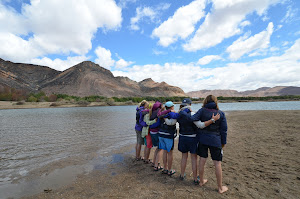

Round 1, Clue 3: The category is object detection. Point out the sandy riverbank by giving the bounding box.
[0,101,134,109]
[18,110,300,198]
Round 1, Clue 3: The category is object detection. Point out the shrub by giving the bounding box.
[27,96,38,102]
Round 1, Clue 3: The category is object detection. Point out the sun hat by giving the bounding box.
[181,98,192,106]
[165,101,174,108]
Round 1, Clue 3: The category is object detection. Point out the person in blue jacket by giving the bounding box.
[134,100,149,160]
[177,98,220,185]
[191,95,228,194]
[153,101,179,176]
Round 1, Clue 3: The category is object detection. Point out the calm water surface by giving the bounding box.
[0,101,299,198]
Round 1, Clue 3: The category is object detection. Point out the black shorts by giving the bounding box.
[197,143,223,161]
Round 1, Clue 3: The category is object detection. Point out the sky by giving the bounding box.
[0,0,300,92]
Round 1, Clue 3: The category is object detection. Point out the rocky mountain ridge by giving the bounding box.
[0,59,185,97]
[187,86,300,98]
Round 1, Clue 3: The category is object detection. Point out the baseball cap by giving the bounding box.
[181,98,192,106]
[165,101,174,108]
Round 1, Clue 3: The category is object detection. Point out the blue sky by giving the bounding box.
[0,0,299,92]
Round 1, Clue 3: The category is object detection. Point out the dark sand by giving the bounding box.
[23,110,300,199]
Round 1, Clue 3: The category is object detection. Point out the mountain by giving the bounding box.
[187,86,300,98]
[0,59,185,97]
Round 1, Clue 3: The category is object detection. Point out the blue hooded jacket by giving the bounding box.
[191,102,227,148]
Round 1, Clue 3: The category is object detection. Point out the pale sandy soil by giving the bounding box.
[20,110,300,199]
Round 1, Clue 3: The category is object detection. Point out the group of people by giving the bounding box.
[134,95,228,194]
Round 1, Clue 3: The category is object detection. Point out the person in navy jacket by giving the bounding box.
[177,98,220,184]
[191,95,228,194]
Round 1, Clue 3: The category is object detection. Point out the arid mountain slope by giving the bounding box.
[0,59,186,97]
[0,58,60,91]
[187,86,300,98]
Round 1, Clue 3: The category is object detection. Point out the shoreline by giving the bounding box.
[0,99,299,110]
[13,110,300,198]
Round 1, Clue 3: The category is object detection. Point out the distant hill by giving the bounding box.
[0,59,185,97]
[187,86,300,98]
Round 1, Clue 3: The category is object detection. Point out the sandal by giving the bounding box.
[152,162,159,167]
[154,166,163,171]
[135,157,141,161]
[168,169,176,176]
[179,174,186,180]
[162,169,168,174]
[144,159,152,164]
[193,179,200,185]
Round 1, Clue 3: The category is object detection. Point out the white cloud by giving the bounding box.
[0,0,122,62]
[152,0,206,47]
[282,41,290,46]
[130,7,156,30]
[94,46,115,69]
[115,59,134,68]
[183,0,280,52]
[112,39,300,92]
[240,20,251,27]
[94,46,133,69]
[130,3,170,31]
[31,56,88,71]
[197,55,222,65]
[281,5,298,23]
[153,49,167,55]
[226,22,274,60]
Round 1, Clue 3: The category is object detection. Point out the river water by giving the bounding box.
[0,101,300,198]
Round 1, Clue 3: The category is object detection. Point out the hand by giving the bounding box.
[155,118,158,122]
[222,144,225,148]
[212,113,220,121]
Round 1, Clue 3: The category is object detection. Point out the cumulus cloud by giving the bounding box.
[115,59,134,68]
[113,39,300,92]
[94,46,116,69]
[31,56,88,71]
[226,22,274,60]
[152,0,206,47]
[0,0,122,62]
[197,55,222,65]
[94,46,133,70]
[130,3,170,31]
[183,0,280,52]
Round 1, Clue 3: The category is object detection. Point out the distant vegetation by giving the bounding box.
[0,86,299,104]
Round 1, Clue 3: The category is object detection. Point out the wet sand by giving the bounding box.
[22,110,300,199]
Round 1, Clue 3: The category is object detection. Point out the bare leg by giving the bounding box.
[213,160,228,194]
[191,153,198,181]
[180,153,188,177]
[153,148,159,164]
[143,145,147,160]
[145,147,151,162]
[167,150,173,171]
[199,157,208,186]
[154,149,162,168]
[136,143,141,159]
[163,150,168,170]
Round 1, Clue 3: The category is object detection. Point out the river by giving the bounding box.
[0,101,299,198]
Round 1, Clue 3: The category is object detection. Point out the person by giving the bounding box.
[141,104,157,163]
[191,95,228,194]
[175,98,220,185]
[154,101,179,176]
[134,100,149,161]
[147,101,166,169]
